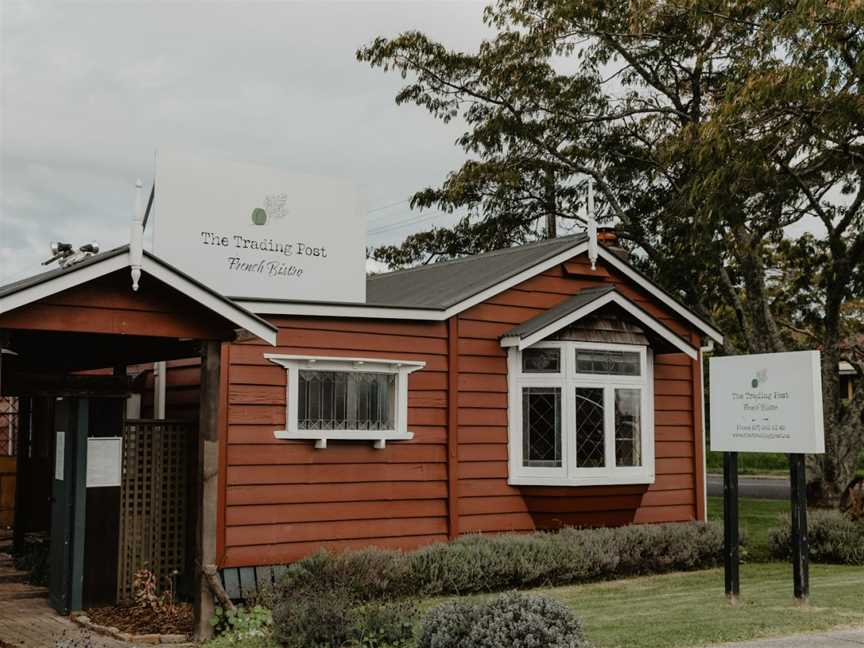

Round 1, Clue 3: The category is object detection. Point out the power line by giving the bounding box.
[368,211,445,236]
[367,197,411,215]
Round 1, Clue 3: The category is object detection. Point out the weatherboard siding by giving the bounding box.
[213,250,704,569]
[220,317,451,567]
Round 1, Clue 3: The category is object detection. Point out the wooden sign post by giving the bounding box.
[789,453,809,601]
[722,451,739,602]
[710,351,824,604]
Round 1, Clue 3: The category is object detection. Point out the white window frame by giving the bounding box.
[265,354,425,449]
[507,341,655,486]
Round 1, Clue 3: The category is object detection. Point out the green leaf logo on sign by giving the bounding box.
[251,207,268,226]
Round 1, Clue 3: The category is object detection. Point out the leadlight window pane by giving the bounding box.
[575,387,605,467]
[575,350,640,376]
[298,370,396,431]
[615,388,642,467]
[522,348,561,373]
[522,387,561,467]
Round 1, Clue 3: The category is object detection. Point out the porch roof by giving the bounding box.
[0,246,277,346]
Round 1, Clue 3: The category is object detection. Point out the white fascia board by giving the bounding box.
[611,295,698,359]
[265,353,425,371]
[596,247,724,344]
[439,241,591,319]
[236,300,444,321]
[505,291,698,359]
[516,291,618,350]
[142,257,278,346]
[0,253,130,316]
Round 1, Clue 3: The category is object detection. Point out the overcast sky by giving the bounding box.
[0,1,493,281]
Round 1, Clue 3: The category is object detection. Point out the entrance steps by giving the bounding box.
[0,556,48,600]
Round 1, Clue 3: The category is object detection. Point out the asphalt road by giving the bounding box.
[706,474,790,500]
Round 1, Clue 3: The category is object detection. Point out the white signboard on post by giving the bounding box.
[709,350,825,454]
[152,150,367,302]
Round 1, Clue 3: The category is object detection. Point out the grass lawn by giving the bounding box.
[707,496,787,561]
[417,498,863,647]
[537,563,864,648]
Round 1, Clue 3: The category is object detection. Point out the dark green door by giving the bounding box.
[49,397,88,614]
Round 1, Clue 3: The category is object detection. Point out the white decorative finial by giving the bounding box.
[130,179,144,291]
[587,179,598,270]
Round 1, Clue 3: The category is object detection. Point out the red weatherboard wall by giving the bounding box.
[216,251,707,569]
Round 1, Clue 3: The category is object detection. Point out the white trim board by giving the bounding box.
[0,250,278,346]
[237,242,723,344]
[0,253,130,316]
[141,256,277,345]
[500,290,698,359]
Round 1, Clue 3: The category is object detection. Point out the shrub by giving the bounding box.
[272,588,355,648]
[274,522,723,603]
[768,509,864,565]
[272,587,417,648]
[418,592,588,648]
[278,547,413,602]
[350,600,417,648]
[408,522,722,595]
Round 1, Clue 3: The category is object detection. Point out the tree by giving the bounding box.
[358,0,864,506]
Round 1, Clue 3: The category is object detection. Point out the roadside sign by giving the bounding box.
[709,351,824,454]
[709,350,825,604]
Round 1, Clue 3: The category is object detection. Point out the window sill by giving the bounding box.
[272,429,414,449]
[508,473,655,487]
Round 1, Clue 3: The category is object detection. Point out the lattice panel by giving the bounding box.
[117,420,192,603]
[0,397,17,457]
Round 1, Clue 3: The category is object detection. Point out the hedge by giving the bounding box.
[276,521,724,601]
[768,510,864,565]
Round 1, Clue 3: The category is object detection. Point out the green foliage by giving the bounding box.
[349,601,417,648]
[208,605,273,645]
[768,509,864,565]
[358,0,864,504]
[271,589,417,648]
[276,522,722,601]
[272,588,355,648]
[418,592,588,648]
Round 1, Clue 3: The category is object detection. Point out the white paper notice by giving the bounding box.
[86,437,123,488]
[55,432,65,480]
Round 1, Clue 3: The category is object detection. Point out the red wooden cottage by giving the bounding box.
[0,230,722,633]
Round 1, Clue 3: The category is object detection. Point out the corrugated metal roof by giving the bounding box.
[502,285,616,340]
[366,233,588,309]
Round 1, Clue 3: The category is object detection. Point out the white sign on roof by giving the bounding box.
[152,150,366,302]
[709,350,825,454]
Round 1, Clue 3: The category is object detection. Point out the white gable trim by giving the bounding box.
[0,253,130,316]
[596,247,723,344]
[500,291,698,359]
[237,241,723,344]
[0,251,278,346]
[141,257,277,346]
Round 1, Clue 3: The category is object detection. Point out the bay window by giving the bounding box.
[507,342,654,486]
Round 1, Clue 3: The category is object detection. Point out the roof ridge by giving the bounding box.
[368,232,587,281]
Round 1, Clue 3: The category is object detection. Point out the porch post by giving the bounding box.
[194,341,221,640]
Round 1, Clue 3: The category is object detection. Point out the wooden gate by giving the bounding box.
[117,420,193,602]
